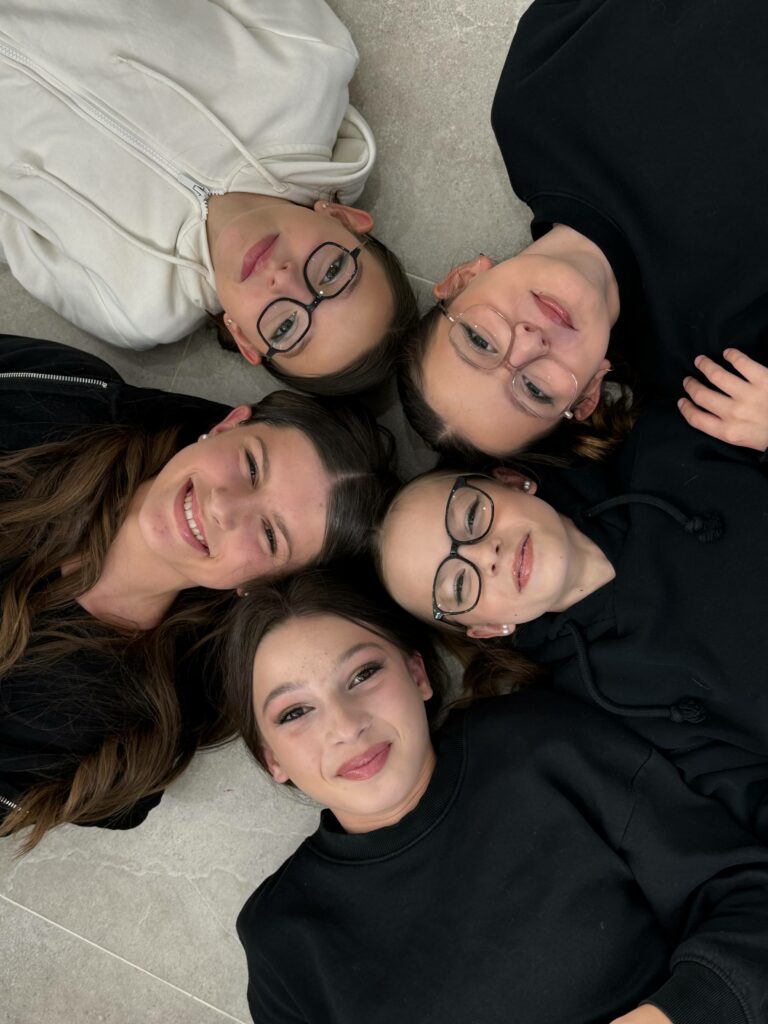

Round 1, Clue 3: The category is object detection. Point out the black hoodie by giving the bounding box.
[513,403,768,840]
[491,0,768,394]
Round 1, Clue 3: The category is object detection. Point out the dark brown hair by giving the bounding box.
[0,392,397,849]
[221,567,449,778]
[215,232,419,397]
[398,303,640,468]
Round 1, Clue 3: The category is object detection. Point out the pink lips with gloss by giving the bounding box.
[336,742,391,781]
[532,292,575,329]
[515,533,533,592]
[175,481,208,553]
[240,234,278,281]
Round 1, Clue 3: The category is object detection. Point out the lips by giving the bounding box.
[240,234,278,281]
[336,742,391,781]
[532,292,575,329]
[176,481,209,553]
[514,533,533,592]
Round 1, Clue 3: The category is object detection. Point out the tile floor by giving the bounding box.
[0,2,534,1020]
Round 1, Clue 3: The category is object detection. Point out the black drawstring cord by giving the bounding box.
[582,494,723,543]
[566,622,706,724]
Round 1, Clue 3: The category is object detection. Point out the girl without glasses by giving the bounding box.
[377,402,768,843]
[223,570,768,1024]
[0,0,417,396]
[399,0,768,461]
[0,336,395,849]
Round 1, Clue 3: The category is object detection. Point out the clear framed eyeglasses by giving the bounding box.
[432,475,494,622]
[257,241,364,360]
[438,302,578,419]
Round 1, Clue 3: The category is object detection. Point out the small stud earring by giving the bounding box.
[501,624,510,636]
[522,479,532,492]
[225,316,233,327]
[322,201,329,208]
[199,433,208,441]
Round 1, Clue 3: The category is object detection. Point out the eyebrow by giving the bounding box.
[260,639,386,714]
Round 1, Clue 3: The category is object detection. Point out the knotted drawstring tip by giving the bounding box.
[669,698,706,724]
[684,511,723,542]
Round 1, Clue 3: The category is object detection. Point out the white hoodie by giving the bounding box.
[0,0,375,348]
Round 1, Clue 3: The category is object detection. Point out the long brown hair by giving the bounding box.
[0,392,396,850]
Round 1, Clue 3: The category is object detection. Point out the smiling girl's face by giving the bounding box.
[136,405,331,591]
[252,614,435,833]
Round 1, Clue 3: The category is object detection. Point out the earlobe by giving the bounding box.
[226,319,264,367]
[314,200,374,236]
[262,746,290,785]
[571,360,611,422]
[433,254,494,302]
[491,466,537,494]
[466,623,515,640]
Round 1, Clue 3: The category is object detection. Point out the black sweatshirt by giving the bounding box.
[491,0,768,393]
[238,691,768,1024]
[0,335,229,826]
[513,403,768,841]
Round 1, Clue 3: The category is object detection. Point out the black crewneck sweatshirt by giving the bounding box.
[491,0,768,393]
[238,692,768,1024]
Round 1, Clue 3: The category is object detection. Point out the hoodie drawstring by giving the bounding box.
[582,493,723,543]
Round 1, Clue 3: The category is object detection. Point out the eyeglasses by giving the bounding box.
[257,241,364,360]
[432,475,494,622]
[438,302,577,419]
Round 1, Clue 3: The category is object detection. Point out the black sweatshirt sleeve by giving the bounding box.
[619,748,768,1024]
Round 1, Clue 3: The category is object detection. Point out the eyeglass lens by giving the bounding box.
[434,483,493,614]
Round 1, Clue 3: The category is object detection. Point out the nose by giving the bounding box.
[266,258,301,294]
[502,321,548,370]
[206,485,258,531]
[328,698,369,744]
[460,534,502,578]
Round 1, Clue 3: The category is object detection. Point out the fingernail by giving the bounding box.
[693,355,703,367]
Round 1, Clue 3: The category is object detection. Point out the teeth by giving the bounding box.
[183,492,208,549]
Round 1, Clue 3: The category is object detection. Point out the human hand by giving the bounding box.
[609,1005,672,1024]
[678,349,768,452]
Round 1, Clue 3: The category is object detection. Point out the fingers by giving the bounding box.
[682,373,731,415]
[691,353,747,397]
[722,347,768,384]
[677,396,734,444]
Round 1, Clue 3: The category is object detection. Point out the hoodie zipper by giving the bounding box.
[0,40,222,217]
[0,371,109,388]
[0,794,20,813]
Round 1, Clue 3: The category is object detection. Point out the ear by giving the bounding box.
[225,317,264,366]
[407,651,434,702]
[209,404,253,435]
[491,467,538,495]
[571,359,611,422]
[262,745,290,785]
[466,622,515,640]
[432,254,494,302]
[313,200,374,236]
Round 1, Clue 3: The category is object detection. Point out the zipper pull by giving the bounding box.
[178,173,213,219]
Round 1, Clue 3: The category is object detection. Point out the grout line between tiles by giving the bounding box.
[0,893,249,1024]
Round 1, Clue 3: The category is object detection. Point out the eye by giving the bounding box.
[454,567,466,606]
[262,518,278,557]
[269,312,299,344]
[465,496,480,536]
[460,323,497,355]
[320,252,349,286]
[277,705,311,725]
[246,449,259,487]
[349,661,382,688]
[520,375,554,405]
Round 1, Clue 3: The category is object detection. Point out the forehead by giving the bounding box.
[421,323,552,456]
[273,250,394,377]
[252,614,385,692]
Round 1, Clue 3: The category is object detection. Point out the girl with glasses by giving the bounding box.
[223,570,768,1024]
[0,336,395,849]
[377,401,768,843]
[0,0,417,396]
[398,0,768,462]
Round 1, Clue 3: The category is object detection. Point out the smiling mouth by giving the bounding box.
[183,483,209,551]
[515,533,532,592]
[532,292,575,329]
[336,742,391,781]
